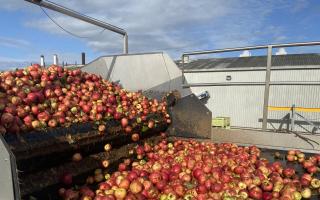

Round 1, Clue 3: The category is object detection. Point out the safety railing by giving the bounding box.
[181,41,320,131]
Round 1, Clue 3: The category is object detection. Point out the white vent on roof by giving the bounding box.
[53,54,59,65]
[276,48,287,55]
[40,55,45,67]
[239,50,251,57]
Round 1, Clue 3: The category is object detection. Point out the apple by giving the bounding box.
[311,178,320,189]
[261,180,273,192]
[286,154,296,162]
[104,144,112,152]
[283,168,295,178]
[114,188,127,199]
[248,186,262,200]
[102,160,110,168]
[293,191,302,200]
[72,153,82,162]
[301,188,311,199]
[307,166,318,174]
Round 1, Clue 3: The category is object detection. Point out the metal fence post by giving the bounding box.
[181,55,185,85]
[262,45,273,131]
[291,104,295,131]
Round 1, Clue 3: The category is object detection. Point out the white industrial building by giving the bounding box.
[181,53,320,133]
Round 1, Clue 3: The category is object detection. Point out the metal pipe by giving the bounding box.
[273,41,320,48]
[182,81,320,87]
[183,66,320,73]
[181,55,185,85]
[183,45,267,56]
[262,45,273,131]
[182,41,320,56]
[25,0,128,54]
[123,34,128,54]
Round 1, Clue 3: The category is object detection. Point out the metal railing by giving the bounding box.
[181,41,320,131]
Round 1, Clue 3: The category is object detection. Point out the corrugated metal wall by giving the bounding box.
[185,66,320,132]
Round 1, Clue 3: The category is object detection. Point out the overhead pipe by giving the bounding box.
[25,0,128,54]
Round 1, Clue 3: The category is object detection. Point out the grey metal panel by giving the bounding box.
[82,52,191,97]
[268,69,320,132]
[268,85,320,132]
[185,71,265,128]
[108,53,178,91]
[185,68,320,84]
[168,94,212,139]
[270,68,320,82]
[82,57,109,79]
[184,70,266,83]
[190,85,265,128]
[0,136,15,200]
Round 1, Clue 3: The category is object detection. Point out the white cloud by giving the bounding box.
[274,35,288,42]
[0,56,34,70]
[24,0,236,54]
[2,0,297,59]
[0,0,37,11]
[275,48,287,55]
[291,0,309,13]
[239,50,251,57]
[0,36,30,48]
[0,0,24,10]
[0,56,28,62]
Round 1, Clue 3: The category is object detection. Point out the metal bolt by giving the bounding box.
[4,158,8,161]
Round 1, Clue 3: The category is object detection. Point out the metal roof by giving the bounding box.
[178,53,320,70]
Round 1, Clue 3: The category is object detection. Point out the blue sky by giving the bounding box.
[0,0,320,69]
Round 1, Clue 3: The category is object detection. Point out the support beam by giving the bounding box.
[124,34,129,55]
[181,55,185,85]
[262,45,273,131]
